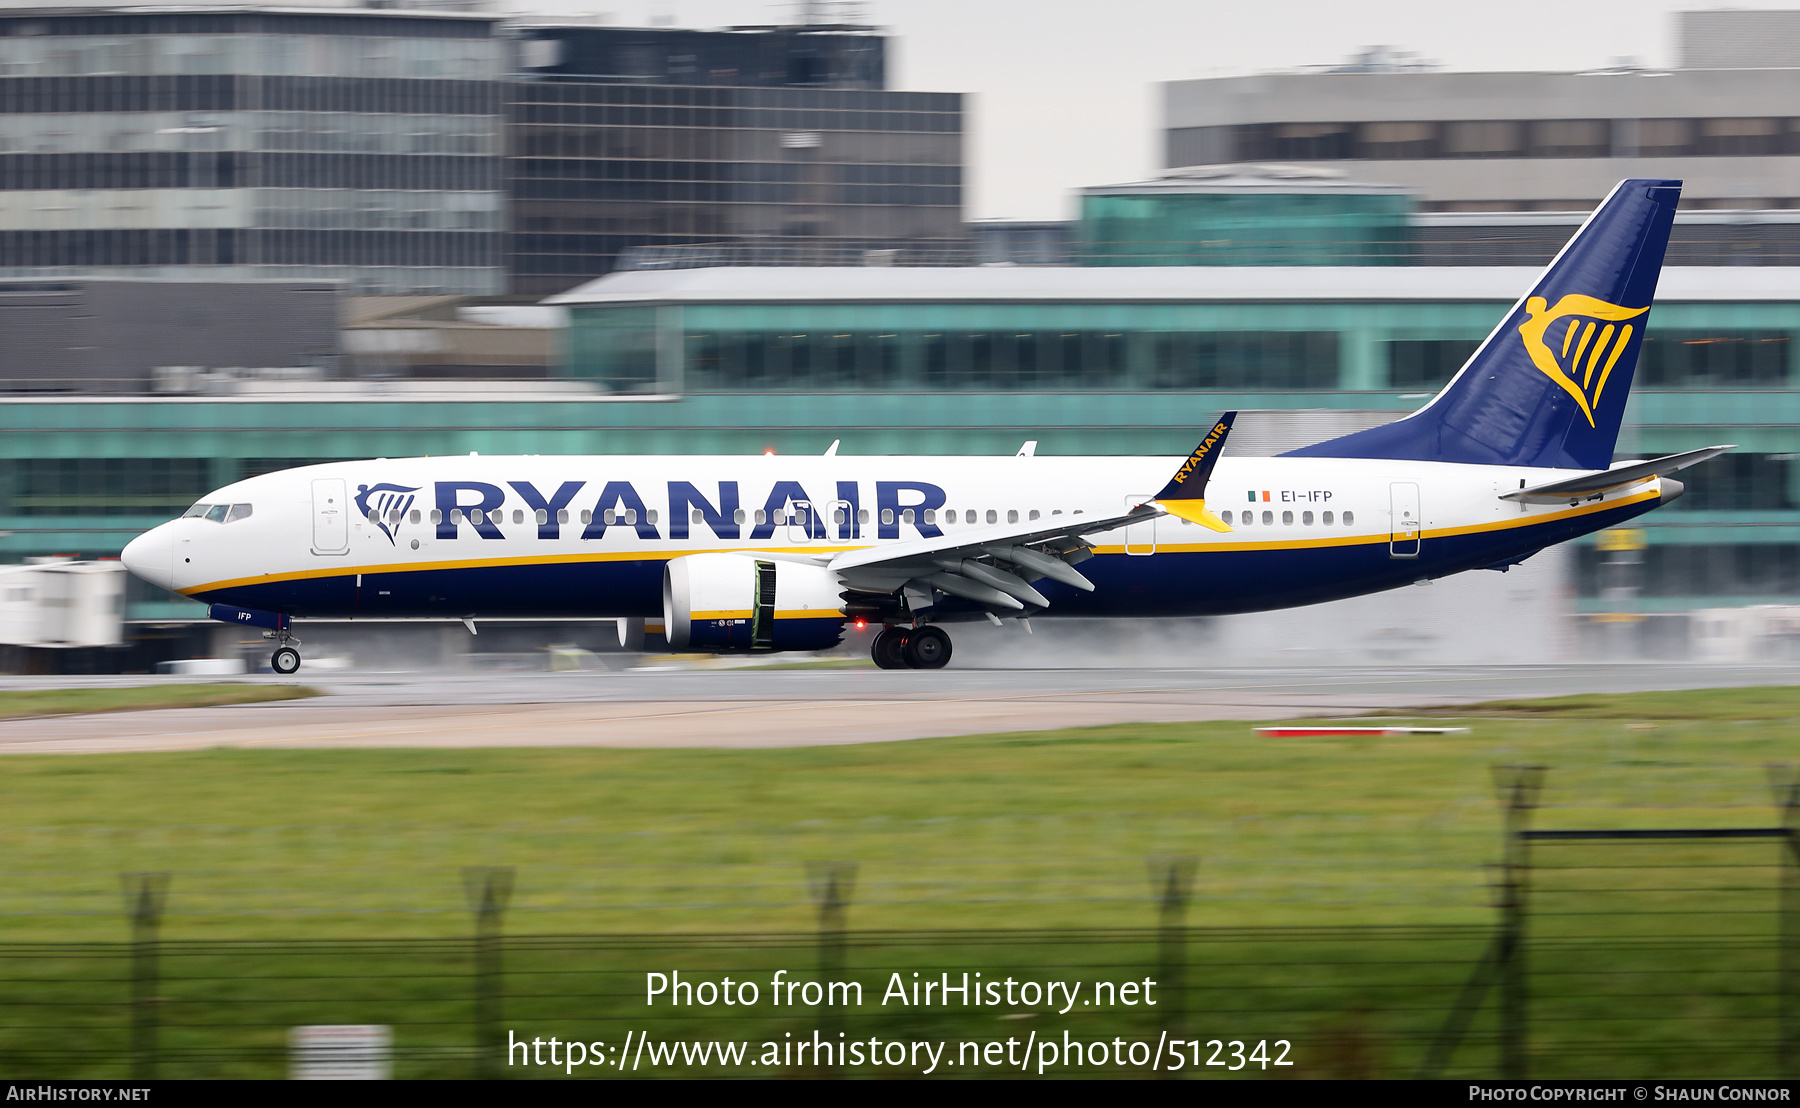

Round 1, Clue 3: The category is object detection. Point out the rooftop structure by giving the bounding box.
[1163,12,1800,212]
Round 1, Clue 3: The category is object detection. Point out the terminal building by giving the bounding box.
[7,256,1798,639]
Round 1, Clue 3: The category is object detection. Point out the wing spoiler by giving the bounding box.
[1499,445,1735,504]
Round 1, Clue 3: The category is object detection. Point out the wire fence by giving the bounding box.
[0,767,1791,1079]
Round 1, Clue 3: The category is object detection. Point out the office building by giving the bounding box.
[505,22,964,295]
[0,3,507,294]
[1163,11,1800,211]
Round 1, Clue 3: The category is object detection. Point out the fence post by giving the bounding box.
[121,872,169,1081]
[462,866,514,1080]
[1147,855,1197,1061]
[1775,765,1799,1079]
[1492,765,1545,1080]
[806,862,856,1077]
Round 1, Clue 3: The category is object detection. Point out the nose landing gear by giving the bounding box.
[871,625,952,670]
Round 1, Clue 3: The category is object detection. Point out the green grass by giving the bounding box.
[0,686,1791,1078]
[0,682,316,720]
[1391,684,1800,720]
[0,686,1791,941]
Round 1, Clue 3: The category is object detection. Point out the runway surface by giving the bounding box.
[1,662,1797,754]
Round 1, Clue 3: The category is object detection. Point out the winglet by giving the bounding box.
[1154,412,1236,533]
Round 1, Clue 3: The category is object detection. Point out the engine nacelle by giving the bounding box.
[663,553,847,652]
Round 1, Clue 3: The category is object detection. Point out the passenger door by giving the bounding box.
[1389,482,1421,559]
[312,478,349,554]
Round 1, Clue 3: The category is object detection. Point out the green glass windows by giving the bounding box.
[1639,331,1791,386]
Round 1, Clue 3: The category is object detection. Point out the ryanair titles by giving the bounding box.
[402,479,950,543]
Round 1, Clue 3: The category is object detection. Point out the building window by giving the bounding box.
[1389,339,1483,388]
[1,457,211,517]
[1442,121,1524,156]
[1529,119,1610,158]
[1358,121,1436,159]
[1663,454,1797,511]
[1639,331,1790,386]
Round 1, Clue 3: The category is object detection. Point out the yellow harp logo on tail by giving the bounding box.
[1517,294,1650,427]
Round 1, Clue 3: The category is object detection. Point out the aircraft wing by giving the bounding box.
[829,413,1237,613]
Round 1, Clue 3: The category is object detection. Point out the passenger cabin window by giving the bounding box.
[1282,511,1294,525]
[603,509,616,525]
[579,510,592,524]
[470,509,485,525]
[648,510,659,525]
[183,503,211,518]
[513,510,525,525]
[881,508,894,525]
[733,509,746,525]
[625,508,637,524]
[557,509,569,524]
[1029,510,1040,521]
[901,509,915,524]
[431,509,443,524]
[1302,511,1313,525]
[858,509,869,524]
[923,509,936,524]
[535,509,548,525]
[1343,511,1355,526]
[1221,510,1233,524]
[450,509,464,524]
[411,509,422,525]
[1262,511,1274,525]
[1007,510,1019,523]
[205,504,229,523]
[225,503,253,523]
[1322,511,1333,524]
[986,509,998,524]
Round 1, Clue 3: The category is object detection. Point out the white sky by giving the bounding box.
[525,0,1800,219]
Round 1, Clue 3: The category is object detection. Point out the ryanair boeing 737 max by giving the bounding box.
[121,179,1728,672]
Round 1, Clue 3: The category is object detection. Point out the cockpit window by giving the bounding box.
[183,503,211,519]
[225,503,253,523]
[204,504,230,523]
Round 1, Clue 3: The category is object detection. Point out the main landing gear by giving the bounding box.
[871,625,952,670]
[265,629,303,675]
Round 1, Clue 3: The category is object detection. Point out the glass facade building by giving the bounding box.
[505,80,964,296]
[1079,174,1415,266]
[0,7,507,294]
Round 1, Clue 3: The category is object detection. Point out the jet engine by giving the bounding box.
[662,552,847,652]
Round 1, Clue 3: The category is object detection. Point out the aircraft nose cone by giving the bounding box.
[121,525,174,590]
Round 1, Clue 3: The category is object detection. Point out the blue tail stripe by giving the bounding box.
[1284,179,1681,471]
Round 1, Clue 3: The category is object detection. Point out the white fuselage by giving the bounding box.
[122,452,1667,623]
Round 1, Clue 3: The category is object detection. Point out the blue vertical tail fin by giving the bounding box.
[1285,179,1681,470]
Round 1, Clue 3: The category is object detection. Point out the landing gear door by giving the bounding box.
[1389,481,1421,559]
[1124,495,1155,556]
[312,478,349,554]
